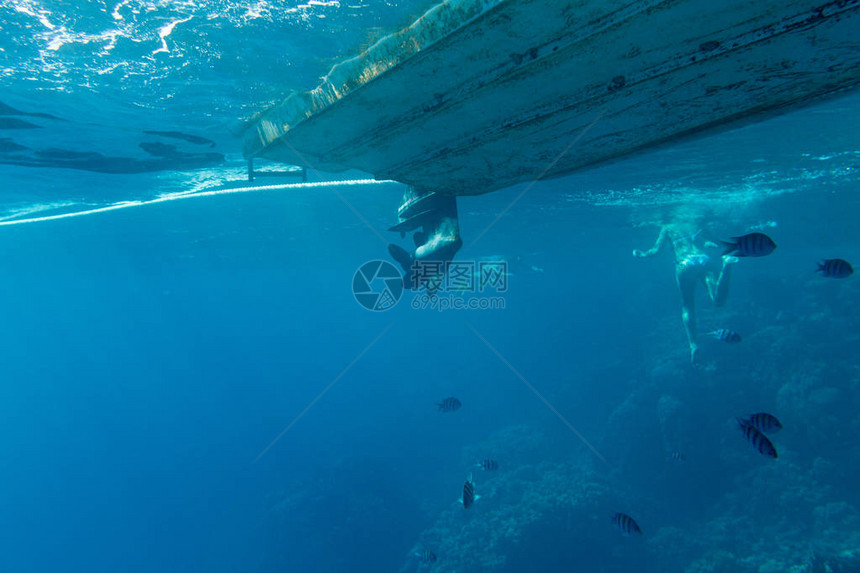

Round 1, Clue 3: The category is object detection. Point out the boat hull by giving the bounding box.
[243,0,860,195]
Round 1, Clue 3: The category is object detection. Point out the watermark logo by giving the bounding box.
[352,260,404,311]
[411,293,506,312]
[353,259,508,311]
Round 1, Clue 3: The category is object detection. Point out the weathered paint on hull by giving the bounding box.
[243,0,860,196]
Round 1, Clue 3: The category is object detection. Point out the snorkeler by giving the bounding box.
[387,186,463,291]
[633,224,737,365]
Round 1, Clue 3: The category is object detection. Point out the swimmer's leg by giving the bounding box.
[677,266,699,364]
[705,256,737,307]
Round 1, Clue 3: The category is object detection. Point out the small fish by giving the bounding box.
[476,459,499,471]
[437,397,461,413]
[612,512,642,536]
[670,451,686,463]
[460,474,480,509]
[414,549,437,564]
[738,419,778,458]
[745,413,783,434]
[709,329,742,344]
[721,233,777,257]
[817,259,854,279]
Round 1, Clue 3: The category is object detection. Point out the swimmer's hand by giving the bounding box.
[704,241,719,249]
[632,249,645,258]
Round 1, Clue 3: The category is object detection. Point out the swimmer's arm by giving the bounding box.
[695,227,720,249]
[633,227,668,258]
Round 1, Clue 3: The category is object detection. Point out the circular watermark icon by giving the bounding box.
[352,260,404,311]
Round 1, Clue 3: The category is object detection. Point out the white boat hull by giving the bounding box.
[243,0,860,195]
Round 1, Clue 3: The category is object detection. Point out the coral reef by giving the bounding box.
[267,456,423,573]
[399,263,860,572]
[400,425,610,572]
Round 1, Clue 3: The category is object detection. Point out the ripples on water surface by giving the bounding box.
[0,0,439,216]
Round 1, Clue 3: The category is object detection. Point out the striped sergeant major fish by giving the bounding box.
[744,412,783,434]
[738,418,778,458]
[721,232,776,257]
[414,549,437,564]
[612,512,642,536]
[709,329,742,344]
[476,459,499,471]
[437,397,461,412]
[459,473,480,509]
[670,451,686,463]
[817,258,854,278]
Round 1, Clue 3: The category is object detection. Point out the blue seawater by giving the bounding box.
[1,2,859,573]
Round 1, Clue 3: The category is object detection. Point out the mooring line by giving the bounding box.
[0,178,399,227]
